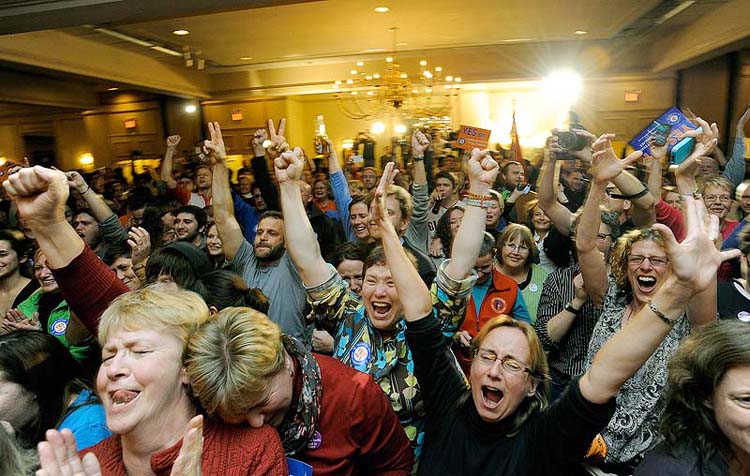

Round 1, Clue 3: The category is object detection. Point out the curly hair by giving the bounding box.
[660,320,750,460]
[609,228,666,300]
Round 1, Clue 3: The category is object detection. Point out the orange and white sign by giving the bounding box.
[456,125,492,150]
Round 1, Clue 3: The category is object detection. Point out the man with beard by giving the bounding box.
[173,205,208,248]
[208,121,308,342]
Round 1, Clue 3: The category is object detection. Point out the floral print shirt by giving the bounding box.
[307,260,475,460]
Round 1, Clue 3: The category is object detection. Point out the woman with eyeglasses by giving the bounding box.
[494,224,549,323]
[403,185,738,475]
[576,132,725,474]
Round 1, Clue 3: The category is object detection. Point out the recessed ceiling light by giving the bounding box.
[239,56,253,60]
[374,6,389,13]
[574,30,588,35]
[396,42,407,46]
[356,61,364,66]
[107,87,118,91]
[172,29,190,36]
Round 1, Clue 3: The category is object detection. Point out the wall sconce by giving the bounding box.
[231,110,243,121]
[79,153,94,166]
[625,90,641,102]
[124,119,137,130]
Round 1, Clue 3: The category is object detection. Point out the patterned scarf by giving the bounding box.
[278,335,323,455]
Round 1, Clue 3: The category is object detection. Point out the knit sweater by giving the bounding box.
[81,417,287,476]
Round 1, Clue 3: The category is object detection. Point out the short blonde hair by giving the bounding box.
[185,307,285,418]
[97,287,210,352]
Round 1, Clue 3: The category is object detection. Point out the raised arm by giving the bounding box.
[539,137,574,235]
[444,148,498,280]
[160,135,181,189]
[66,171,115,223]
[204,122,244,260]
[276,145,332,287]
[722,108,748,187]
[646,138,668,202]
[374,163,433,321]
[578,197,740,403]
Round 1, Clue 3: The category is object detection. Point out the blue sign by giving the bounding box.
[287,457,313,476]
[629,106,697,157]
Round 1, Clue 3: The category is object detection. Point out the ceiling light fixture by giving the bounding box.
[574,30,588,35]
[150,45,183,57]
[240,56,253,61]
[356,61,364,66]
[107,87,119,91]
[374,7,389,13]
[184,104,197,113]
[172,29,190,36]
[656,0,696,25]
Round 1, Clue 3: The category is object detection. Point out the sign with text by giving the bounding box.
[456,125,491,150]
[629,106,697,157]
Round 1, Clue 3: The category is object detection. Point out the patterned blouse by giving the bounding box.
[585,275,691,464]
[307,261,475,460]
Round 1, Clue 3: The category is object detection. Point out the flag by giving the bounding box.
[510,106,525,174]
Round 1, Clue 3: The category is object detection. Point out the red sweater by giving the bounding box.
[50,246,128,334]
[300,354,413,476]
[82,417,287,476]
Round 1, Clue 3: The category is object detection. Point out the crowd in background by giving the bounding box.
[0,109,748,476]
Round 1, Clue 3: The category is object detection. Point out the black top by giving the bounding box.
[405,315,616,476]
[717,280,750,322]
[635,441,729,476]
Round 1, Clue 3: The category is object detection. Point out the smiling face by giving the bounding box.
[470,326,537,423]
[350,202,371,241]
[313,180,329,201]
[361,264,403,331]
[499,237,530,271]
[110,256,140,291]
[34,253,58,293]
[206,224,223,257]
[0,240,21,282]
[530,207,551,233]
[174,212,203,245]
[703,185,732,223]
[97,328,193,437]
[711,366,750,460]
[626,240,670,306]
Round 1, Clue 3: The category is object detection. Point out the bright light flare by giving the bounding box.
[542,70,582,105]
[372,121,386,134]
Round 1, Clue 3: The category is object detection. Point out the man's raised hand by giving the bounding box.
[167,135,182,149]
[266,118,289,160]
[274,147,305,183]
[3,166,69,227]
[202,122,226,165]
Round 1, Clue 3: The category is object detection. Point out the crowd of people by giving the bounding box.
[0,108,748,476]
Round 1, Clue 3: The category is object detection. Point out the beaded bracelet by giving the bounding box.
[649,301,676,326]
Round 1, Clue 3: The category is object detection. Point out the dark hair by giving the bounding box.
[0,331,87,447]
[199,270,270,313]
[434,171,456,189]
[362,245,417,278]
[348,196,368,212]
[0,229,33,278]
[126,187,151,212]
[544,228,574,268]
[501,160,523,175]
[102,243,131,266]
[258,210,284,224]
[332,241,370,268]
[72,208,96,223]
[175,205,208,231]
[660,320,750,460]
[140,206,165,248]
[434,205,465,258]
[146,247,206,295]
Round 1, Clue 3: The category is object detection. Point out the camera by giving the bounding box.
[555,130,588,151]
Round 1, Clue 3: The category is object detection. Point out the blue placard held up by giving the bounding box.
[629,106,697,157]
[287,457,313,476]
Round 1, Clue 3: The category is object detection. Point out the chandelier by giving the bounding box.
[331,28,462,120]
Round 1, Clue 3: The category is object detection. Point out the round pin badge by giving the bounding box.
[350,342,372,367]
[307,430,323,449]
[49,318,68,337]
[738,311,750,322]
[528,283,538,293]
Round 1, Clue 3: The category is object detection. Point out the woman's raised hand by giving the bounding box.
[652,197,740,294]
[370,162,399,235]
[36,429,102,476]
[465,148,498,193]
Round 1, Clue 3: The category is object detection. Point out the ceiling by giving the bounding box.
[0,0,745,100]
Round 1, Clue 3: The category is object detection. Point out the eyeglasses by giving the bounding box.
[628,255,669,267]
[503,243,529,253]
[473,263,494,275]
[474,349,531,376]
[703,195,732,203]
[595,233,612,241]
